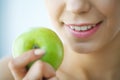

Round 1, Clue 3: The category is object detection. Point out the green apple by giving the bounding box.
[12,27,64,70]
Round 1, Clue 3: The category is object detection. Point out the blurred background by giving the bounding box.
[0,0,53,58]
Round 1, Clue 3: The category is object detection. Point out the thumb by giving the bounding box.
[43,62,56,79]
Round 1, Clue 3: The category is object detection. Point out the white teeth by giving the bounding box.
[70,26,75,30]
[70,25,95,31]
[80,26,88,31]
[74,26,81,31]
[87,26,92,29]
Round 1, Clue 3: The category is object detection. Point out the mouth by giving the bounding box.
[66,21,102,32]
[64,21,103,38]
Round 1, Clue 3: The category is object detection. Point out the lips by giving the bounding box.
[65,21,103,38]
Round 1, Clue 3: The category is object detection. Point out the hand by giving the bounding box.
[8,49,58,80]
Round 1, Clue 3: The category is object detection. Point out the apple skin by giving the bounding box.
[12,27,64,70]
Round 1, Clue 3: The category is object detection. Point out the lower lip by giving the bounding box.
[65,22,102,38]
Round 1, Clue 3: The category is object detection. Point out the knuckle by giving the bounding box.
[35,60,45,69]
[8,59,17,70]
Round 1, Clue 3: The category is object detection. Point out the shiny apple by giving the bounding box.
[12,27,64,70]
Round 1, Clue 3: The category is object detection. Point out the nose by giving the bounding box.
[65,0,91,14]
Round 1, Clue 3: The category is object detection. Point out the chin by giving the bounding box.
[71,43,103,54]
[72,47,95,53]
[72,47,99,54]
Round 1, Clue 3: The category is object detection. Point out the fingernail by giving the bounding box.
[34,49,45,55]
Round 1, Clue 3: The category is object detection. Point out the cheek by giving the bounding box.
[45,1,64,22]
[95,0,120,38]
[93,0,119,18]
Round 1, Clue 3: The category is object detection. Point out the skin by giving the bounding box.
[1,0,120,80]
[44,0,120,79]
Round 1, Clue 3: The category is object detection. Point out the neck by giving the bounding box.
[60,37,120,80]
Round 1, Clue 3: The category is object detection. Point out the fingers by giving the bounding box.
[8,49,45,80]
[23,60,43,80]
[9,49,58,80]
[11,49,45,68]
[43,62,56,78]
[48,77,58,80]
[23,60,56,80]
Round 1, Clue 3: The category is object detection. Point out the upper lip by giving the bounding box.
[64,21,102,27]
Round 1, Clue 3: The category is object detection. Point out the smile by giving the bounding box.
[65,21,103,38]
[68,21,102,32]
[70,24,96,32]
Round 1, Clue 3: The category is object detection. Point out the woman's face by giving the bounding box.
[44,0,120,53]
